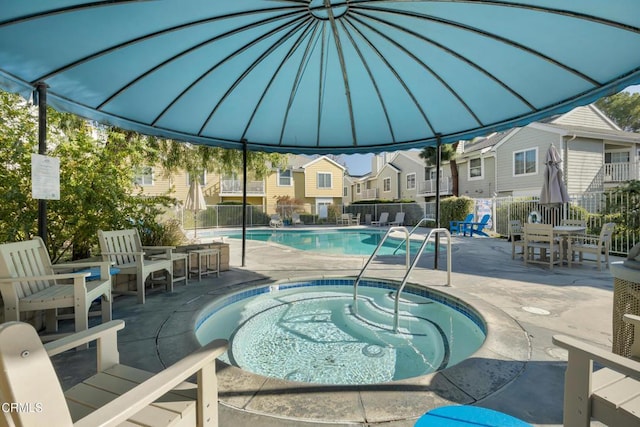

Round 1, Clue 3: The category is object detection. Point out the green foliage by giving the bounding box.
[152,139,287,180]
[0,91,176,261]
[600,181,640,250]
[138,219,186,246]
[595,92,640,132]
[440,196,474,229]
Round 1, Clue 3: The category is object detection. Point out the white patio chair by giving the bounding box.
[0,320,227,427]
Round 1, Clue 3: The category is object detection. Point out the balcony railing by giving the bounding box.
[603,162,640,183]
[353,188,378,201]
[220,180,265,195]
[418,177,452,195]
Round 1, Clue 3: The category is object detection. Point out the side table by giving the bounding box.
[188,249,220,281]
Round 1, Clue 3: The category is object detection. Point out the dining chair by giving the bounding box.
[524,223,562,269]
[570,222,616,270]
[509,219,526,259]
[561,219,586,227]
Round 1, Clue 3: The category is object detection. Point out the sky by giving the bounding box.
[341,84,640,176]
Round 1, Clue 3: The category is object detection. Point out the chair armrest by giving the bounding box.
[100,251,145,256]
[44,320,125,357]
[53,261,113,270]
[73,339,228,427]
[0,272,90,283]
[142,246,175,250]
[552,334,640,379]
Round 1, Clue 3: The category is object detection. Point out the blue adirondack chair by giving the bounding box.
[466,214,491,237]
[449,213,474,235]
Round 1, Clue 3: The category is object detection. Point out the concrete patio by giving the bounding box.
[52,230,621,426]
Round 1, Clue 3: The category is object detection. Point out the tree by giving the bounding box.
[0,91,175,261]
[151,139,288,181]
[595,91,640,132]
[420,142,459,196]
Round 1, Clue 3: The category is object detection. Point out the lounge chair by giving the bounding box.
[350,213,361,225]
[466,214,491,237]
[292,212,303,225]
[450,213,473,235]
[98,229,173,304]
[552,314,640,427]
[371,212,389,226]
[269,214,283,228]
[0,237,112,343]
[0,319,228,427]
[338,213,351,225]
[390,212,405,226]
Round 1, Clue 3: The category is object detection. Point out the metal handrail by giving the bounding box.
[393,228,451,332]
[392,216,437,254]
[352,226,410,313]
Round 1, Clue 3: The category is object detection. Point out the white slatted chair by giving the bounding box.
[0,320,227,427]
[0,237,111,341]
[570,222,616,271]
[98,229,173,304]
[524,223,562,269]
[553,314,640,427]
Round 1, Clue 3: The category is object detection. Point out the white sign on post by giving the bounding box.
[31,153,60,200]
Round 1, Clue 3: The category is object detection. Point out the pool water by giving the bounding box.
[195,279,485,385]
[225,229,430,255]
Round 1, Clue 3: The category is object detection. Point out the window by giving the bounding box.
[278,168,292,186]
[605,151,630,163]
[134,166,153,186]
[513,148,537,176]
[355,183,361,194]
[317,172,332,189]
[406,173,416,190]
[429,168,443,181]
[383,177,391,192]
[187,171,206,186]
[469,158,483,180]
[343,186,348,197]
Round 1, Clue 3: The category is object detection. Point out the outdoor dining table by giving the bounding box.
[553,225,587,266]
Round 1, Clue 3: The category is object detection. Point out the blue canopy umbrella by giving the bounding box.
[0,1,639,154]
[0,1,639,263]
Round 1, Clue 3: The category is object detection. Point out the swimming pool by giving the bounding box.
[195,278,486,385]
[223,229,430,255]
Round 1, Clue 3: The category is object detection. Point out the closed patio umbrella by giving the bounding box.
[540,145,570,206]
[185,178,207,239]
[540,145,570,224]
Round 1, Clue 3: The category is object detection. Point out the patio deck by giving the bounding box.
[51,231,618,426]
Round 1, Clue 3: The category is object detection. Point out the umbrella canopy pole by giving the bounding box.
[434,135,442,270]
[242,139,247,267]
[36,82,47,247]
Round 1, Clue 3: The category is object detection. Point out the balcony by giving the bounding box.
[417,177,452,197]
[353,188,378,201]
[603,162,640,183]
[219,179,265,195]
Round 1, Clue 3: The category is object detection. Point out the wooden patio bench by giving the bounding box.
[0,319,227,427]
[552,314,640,427]
[98,229,173,304]
[0,237,112,342]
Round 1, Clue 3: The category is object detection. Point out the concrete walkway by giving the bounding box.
[52,230,620,426]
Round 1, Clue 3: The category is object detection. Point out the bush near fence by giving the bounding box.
[439,196,475,230]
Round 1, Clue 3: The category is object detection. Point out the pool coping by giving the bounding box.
[176,276,531,426]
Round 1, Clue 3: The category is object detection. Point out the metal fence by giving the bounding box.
[171,189,639,255]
